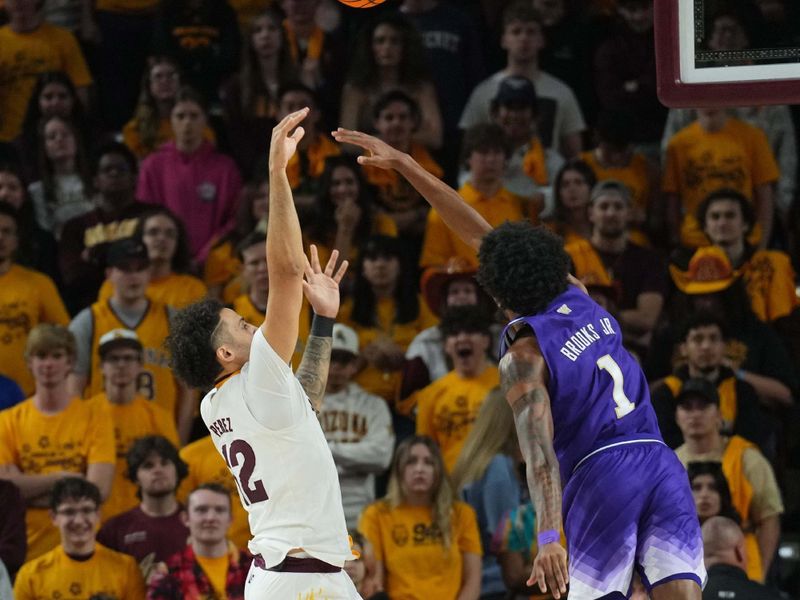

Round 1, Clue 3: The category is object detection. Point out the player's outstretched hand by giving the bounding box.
[529,542,569,599]
[331,128,406,171]
[303,245,348,319]
[269,107,308,172]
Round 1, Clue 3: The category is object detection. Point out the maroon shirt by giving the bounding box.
[97,506,189,564]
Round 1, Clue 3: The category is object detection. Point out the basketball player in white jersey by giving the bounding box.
[167,109,361,599]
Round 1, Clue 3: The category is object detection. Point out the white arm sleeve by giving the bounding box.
[243,329,310,431]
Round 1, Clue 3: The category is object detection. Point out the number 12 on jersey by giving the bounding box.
[596,354,635,419]
[221,440,269,505]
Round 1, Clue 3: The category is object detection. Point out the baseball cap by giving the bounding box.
[98,328,143,359]
[106,238,150,270]
[676,378,719,407]
[332,324,359,356]
[493,76,538,109]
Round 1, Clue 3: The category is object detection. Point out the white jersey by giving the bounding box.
[200,329,353,568]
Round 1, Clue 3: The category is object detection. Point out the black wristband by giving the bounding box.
[310,314,334,337]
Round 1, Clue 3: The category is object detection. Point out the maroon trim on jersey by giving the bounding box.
[253,554,341,573]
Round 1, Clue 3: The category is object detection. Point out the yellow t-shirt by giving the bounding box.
[196,553,230,599]
[662,119,780,247]
[420,182,525,269]
[87,299,177,417]
[179,436,251,550]
[92,392,180,522]
[122,117,216,160]
[740,250,799,322]
[414,367,500,472]
[204,240,243,304]
[14,543,146,600]
[0,264,70,395]
[0,396,116,560]
[340,296,437,403]
[359,501,482,600]
[98,272,208,309]
[0,24,92,142]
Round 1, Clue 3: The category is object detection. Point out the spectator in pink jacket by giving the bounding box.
[136,86,242,263]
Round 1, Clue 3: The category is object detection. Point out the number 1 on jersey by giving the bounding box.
[596,354,635,418]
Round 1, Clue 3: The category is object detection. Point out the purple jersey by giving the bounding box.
[499,286,662,485]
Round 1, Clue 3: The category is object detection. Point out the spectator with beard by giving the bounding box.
[565,180,667,355]
[98,436,189,583]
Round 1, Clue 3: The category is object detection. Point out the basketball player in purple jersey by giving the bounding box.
[333,128,706,600]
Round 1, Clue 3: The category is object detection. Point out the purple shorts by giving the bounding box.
[563,440,706,599]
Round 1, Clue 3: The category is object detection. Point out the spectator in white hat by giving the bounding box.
[90,329,179,522]
[317,324,395,530]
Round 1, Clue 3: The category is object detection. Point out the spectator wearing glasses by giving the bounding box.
[13,478,145,600]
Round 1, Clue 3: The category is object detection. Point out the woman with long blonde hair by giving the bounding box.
[359,435,482,600]
[451,388,523,600]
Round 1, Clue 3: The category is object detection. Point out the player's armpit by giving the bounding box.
[295,333,332,412]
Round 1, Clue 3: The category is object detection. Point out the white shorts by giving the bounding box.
[244,560,363,600]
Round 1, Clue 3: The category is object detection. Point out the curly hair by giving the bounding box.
[477,222,569,315]
[438,305,491,339]
[166,298,224,389]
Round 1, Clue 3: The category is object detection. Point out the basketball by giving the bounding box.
[337,0,387,8]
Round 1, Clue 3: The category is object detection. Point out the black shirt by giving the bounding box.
[704,564,784,600]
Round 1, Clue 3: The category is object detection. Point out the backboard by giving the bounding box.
[654,0,800,107]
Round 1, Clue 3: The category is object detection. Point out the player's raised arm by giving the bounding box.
[264,108,310,363]
[500,336,568,600]
[332,128,492,251]
[296,246,348,411]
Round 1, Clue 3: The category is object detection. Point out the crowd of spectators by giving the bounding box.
[1,0,799,598]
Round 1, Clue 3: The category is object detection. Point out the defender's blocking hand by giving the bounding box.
[331,128,407,171]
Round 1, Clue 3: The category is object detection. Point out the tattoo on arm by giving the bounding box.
[295,334,332,412]
[501,354,563,534]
